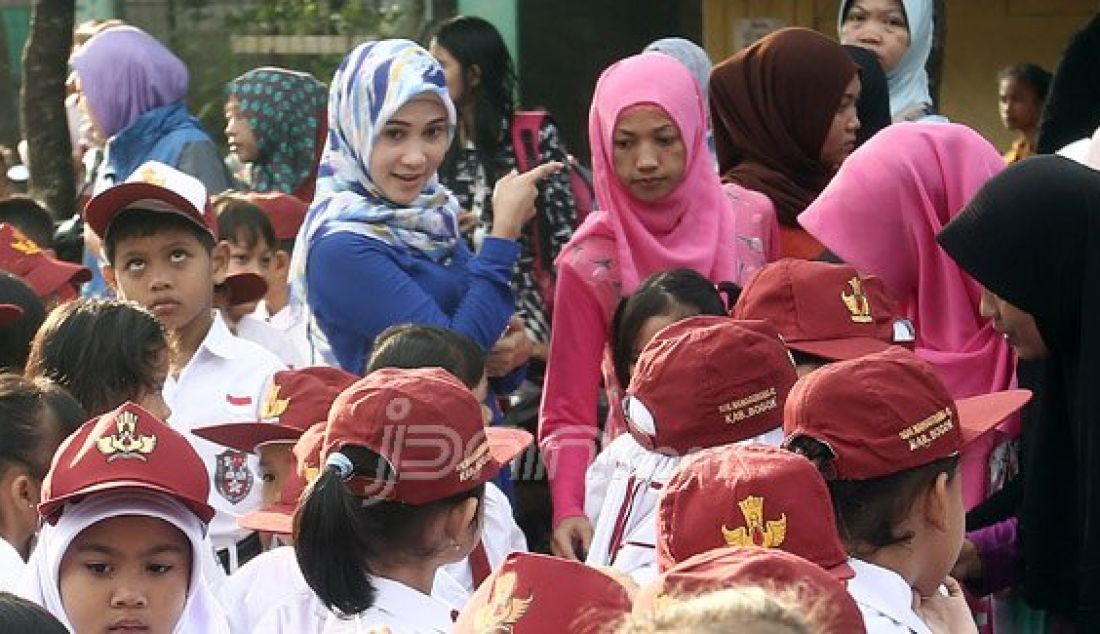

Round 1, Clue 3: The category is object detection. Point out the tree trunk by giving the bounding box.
[21,0,75,220]
[0,20,20,148]
[928,0,946,109]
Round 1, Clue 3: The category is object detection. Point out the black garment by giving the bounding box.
[937,155,1100,625]
[1036,11,1100,154]
[844,45,892,147]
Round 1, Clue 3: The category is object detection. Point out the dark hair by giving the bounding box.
[610,269,726,388]
[0,196,55,250]
[25,298,172,417]
[38,378,89,439]
[0,272,45,373]
[0,592,68,634]
[433,15,517,184]
[787,436,959,555]
[212,193,278,253]
[103,209,216,265]
[0,373,82,480]
[294,445,485,616]
[999,63,1053,102]
[367,324,486,390]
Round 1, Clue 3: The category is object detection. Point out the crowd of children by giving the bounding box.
[0,0,1098,632]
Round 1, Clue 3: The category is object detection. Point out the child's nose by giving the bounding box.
[110,585,148,608]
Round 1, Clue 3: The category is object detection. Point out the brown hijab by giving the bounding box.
[710,28,858,229]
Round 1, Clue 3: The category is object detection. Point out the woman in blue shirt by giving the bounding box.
[292,39,559,375]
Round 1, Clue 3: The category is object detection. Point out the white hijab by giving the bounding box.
[16,491,230,634]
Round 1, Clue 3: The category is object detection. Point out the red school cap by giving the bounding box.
[220,271,268,306]
[84,160,218,240]
[243,192,308,241]
[39,401,214,524]
[322,367,533,505]
[454,552,633,634]
[633,547,866,634]
[783,347,1032,480]
[237,422,325,535]
[0,224,92,299]
[733,258,913,361]
[657,443,853,580]
[625,316,798,455]
[193,366,357,454]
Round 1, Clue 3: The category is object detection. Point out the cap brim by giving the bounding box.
[826,558,856,581]
[219,272,268,306]
[40,481,215,525]
[955,389,1032,445]
[0,303,23,327]
[237,503,294,535]
[191,422,302,454]
[486,427,534,469]
[85,182,210,239]
[787,337,894,362]
[25,259,93,297]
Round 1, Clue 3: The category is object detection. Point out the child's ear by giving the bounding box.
[272,249,291,274]
[101,263,118,291]
[922,472,951,532]
[211,241,230,285]
[444,496,482,544]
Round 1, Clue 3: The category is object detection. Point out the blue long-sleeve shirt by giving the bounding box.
[307,230,521,374]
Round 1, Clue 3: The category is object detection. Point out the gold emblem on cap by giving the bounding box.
[96,410,157,462]
[474,570,533,632]
[9,227,39,255]
[721,495,787,549]
[841,277,873,324]
[140,165,166,187]
[260,383,290,420]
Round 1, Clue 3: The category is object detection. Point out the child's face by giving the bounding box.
[919,470,966,595]
[840,0,911,74]
[59,515,191,634]
[224,96,260,163]
[226,233,278,317]
[104,227,227,334]
[258,443,295,506]
[627,313,682,381]
[612,105,686,203]
[998,77,1042,133]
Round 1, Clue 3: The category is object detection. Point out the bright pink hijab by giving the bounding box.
[568,53,737,294]
[800,123,1016,505]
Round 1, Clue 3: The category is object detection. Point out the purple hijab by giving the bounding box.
[71,26,189,138]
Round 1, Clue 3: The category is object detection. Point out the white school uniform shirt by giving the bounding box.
[0,537,24,591]
[584,427,785,584]
[253,299,313,366]
[847,558,933,634]
[234,312,310,368]
[322,577,455,634]
[163,312,285,557]
[441,481,528,593]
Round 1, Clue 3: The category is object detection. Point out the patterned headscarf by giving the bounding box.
[227,67,327,197]
[290,39,459,306]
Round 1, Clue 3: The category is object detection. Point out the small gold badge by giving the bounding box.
[474,571,533,633]
[260,383,290,420]
[96,410,157,462]
[721,495,787,549]
[9,227,39,255]
[841,277,873,324]
[140,165,166,187]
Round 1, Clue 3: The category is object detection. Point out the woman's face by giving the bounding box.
[840,0,911,74]
[979,287,1049,360]
[612,105,687,203]
[59,515,192,634]
[368,94,450,206]
[819,75,862,171]
[428,40,466,106]
[224,96,260,163]
[71,72,106,147]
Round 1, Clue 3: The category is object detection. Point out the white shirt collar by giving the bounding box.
[368,577,454,632]
[848,558,932,634]
[203,311,248,360]
[0,537,25,591]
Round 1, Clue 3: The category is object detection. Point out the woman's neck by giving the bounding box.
[370,559,439,596]
[459,101,477,145]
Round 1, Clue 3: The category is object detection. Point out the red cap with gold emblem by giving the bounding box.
[322,367,532,505]
[634,548,866,634]
[0,223,91,299]
[657,443,853,579]
[84,160,217,240]
[732,258,913,361]
[454,552,632,634]
[783,347,1032,480]
[243,192,307,241]
[625,316,797,454]
[194,366,357,454]
[237,422,325,535]
[39,401,214,524]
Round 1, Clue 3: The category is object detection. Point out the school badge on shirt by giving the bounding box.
[213,449,254,504]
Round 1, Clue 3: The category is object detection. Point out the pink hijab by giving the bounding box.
[799,123,1016,504]
[569,53,737,294]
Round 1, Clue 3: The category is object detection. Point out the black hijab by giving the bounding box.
[937,155,1100,624]
[844,45,891,147]
[1036,11,1100,154]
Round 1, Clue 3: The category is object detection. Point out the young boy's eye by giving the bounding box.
[169,249,189,264]
[260,472,275,483]
[124,258,145,273]
[231,254,250,265]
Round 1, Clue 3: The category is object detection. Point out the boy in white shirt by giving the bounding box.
[84,160,286,571]
[783,347,1031,633]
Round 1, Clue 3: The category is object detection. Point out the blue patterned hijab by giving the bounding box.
[291,39,460,306]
